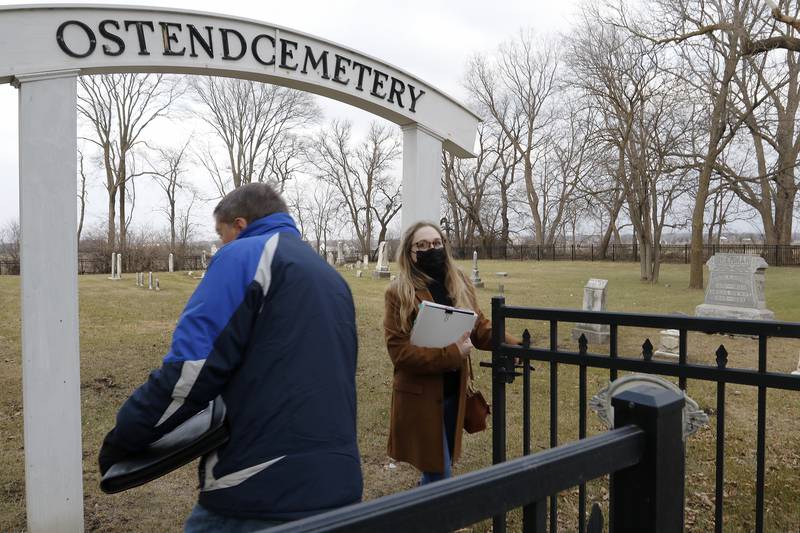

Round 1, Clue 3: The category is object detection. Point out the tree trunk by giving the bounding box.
[689,37,739,289]
[170,201,176,253]
[107,190,117,250]
[119,184,127,254]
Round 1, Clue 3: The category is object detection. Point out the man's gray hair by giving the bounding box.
[214,183,288,223]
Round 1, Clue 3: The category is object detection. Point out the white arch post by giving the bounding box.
[15,70,83,532]
[1,5,479,530]
[402,125,443,229]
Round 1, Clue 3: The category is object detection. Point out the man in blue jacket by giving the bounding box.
[99,183,362,530]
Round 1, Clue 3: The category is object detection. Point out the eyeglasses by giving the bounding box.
[412,238,445,251]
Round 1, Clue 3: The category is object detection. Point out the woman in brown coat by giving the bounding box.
[384,221,517,484]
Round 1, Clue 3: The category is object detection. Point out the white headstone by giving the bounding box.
[572,279,610,344]
[109,252,116,280]
[148,271,153,290]
[168,253,174,273]
[327,251,335,266]
[695,254,775,320]
[792,354,800,376]
[356,270,363,278]
[363,254,369,268]
[336,241,345,265]
[470,250,483,288]
[373,241,391,278]
[654,329,680,360]
[116,254,122,279]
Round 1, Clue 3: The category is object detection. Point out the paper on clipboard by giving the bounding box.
[409,300,477,348]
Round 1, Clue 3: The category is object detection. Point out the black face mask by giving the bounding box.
[415,248,448,280]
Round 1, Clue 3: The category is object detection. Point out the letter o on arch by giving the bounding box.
[56,20,97,58]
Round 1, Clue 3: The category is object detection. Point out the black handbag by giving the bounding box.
[100,397,229,494]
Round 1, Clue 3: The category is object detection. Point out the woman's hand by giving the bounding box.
[456,331,473,358]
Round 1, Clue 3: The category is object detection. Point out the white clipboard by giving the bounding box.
[409,300,478,348]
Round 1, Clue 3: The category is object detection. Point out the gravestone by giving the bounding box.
[116,254,122,279]
[327,251,335,266]
[792,355,800,376]
[356,271,363,278]
[373,241,391,279]
[694,254,775,320]
[363,254,369,269]
[654,329,680,360]
[336,242,345,265]
[108,253,116,280]
[168,253,174,273]
[148,272,153,290]
[571,278,610,344]
[496,272,508,277]
[470,250,484,288]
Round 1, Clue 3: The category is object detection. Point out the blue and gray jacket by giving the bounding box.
[104,212,362,520]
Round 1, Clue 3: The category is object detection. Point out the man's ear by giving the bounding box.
[234,217,248,231]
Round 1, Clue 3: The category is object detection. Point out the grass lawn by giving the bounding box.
[1,260,799,531]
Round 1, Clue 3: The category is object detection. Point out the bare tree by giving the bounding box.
[77,149,88,243]
[191,77,320,196]
[144,141,192,253]
[303,182,342,254]
[308,120,401,255]
[77,73,181,253]
[176,191,200,260]
[441,123,500,254]
[607,0,781,287]
[372,178,402,248]
[466,31,560,245]
[0,219,20,261]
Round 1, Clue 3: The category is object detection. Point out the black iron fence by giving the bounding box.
[450,243,800,266]
[487,297,800,533]
[0,260,19,275]
[0,255,207,275]
[268,386,685,533]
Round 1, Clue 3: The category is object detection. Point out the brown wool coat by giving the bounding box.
[384,276,519,473]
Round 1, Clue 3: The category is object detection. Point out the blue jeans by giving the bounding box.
[184,503,285,532]
[420,395,458,485]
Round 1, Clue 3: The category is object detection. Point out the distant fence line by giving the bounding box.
[2,244,800,275]
[0,255,206,276]
[450,243,800,267]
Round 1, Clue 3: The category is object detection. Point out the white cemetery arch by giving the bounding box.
[0,5,479,531]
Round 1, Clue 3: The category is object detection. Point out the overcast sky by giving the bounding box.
[0,0,581,239]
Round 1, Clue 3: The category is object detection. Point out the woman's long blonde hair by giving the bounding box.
[393,221,476,334]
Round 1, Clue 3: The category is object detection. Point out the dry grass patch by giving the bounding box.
[1,261,798,531]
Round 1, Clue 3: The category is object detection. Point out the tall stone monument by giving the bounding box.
[108,252,116,280]
[470,250,483,288]
[116,253,122,279]
[168,253,174,273]
[327,251,335,266]
[695,254,775,320]
[373,241,391,279]
[571,278,610,344]
[363,254,369,269]
[336,241,345,265]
